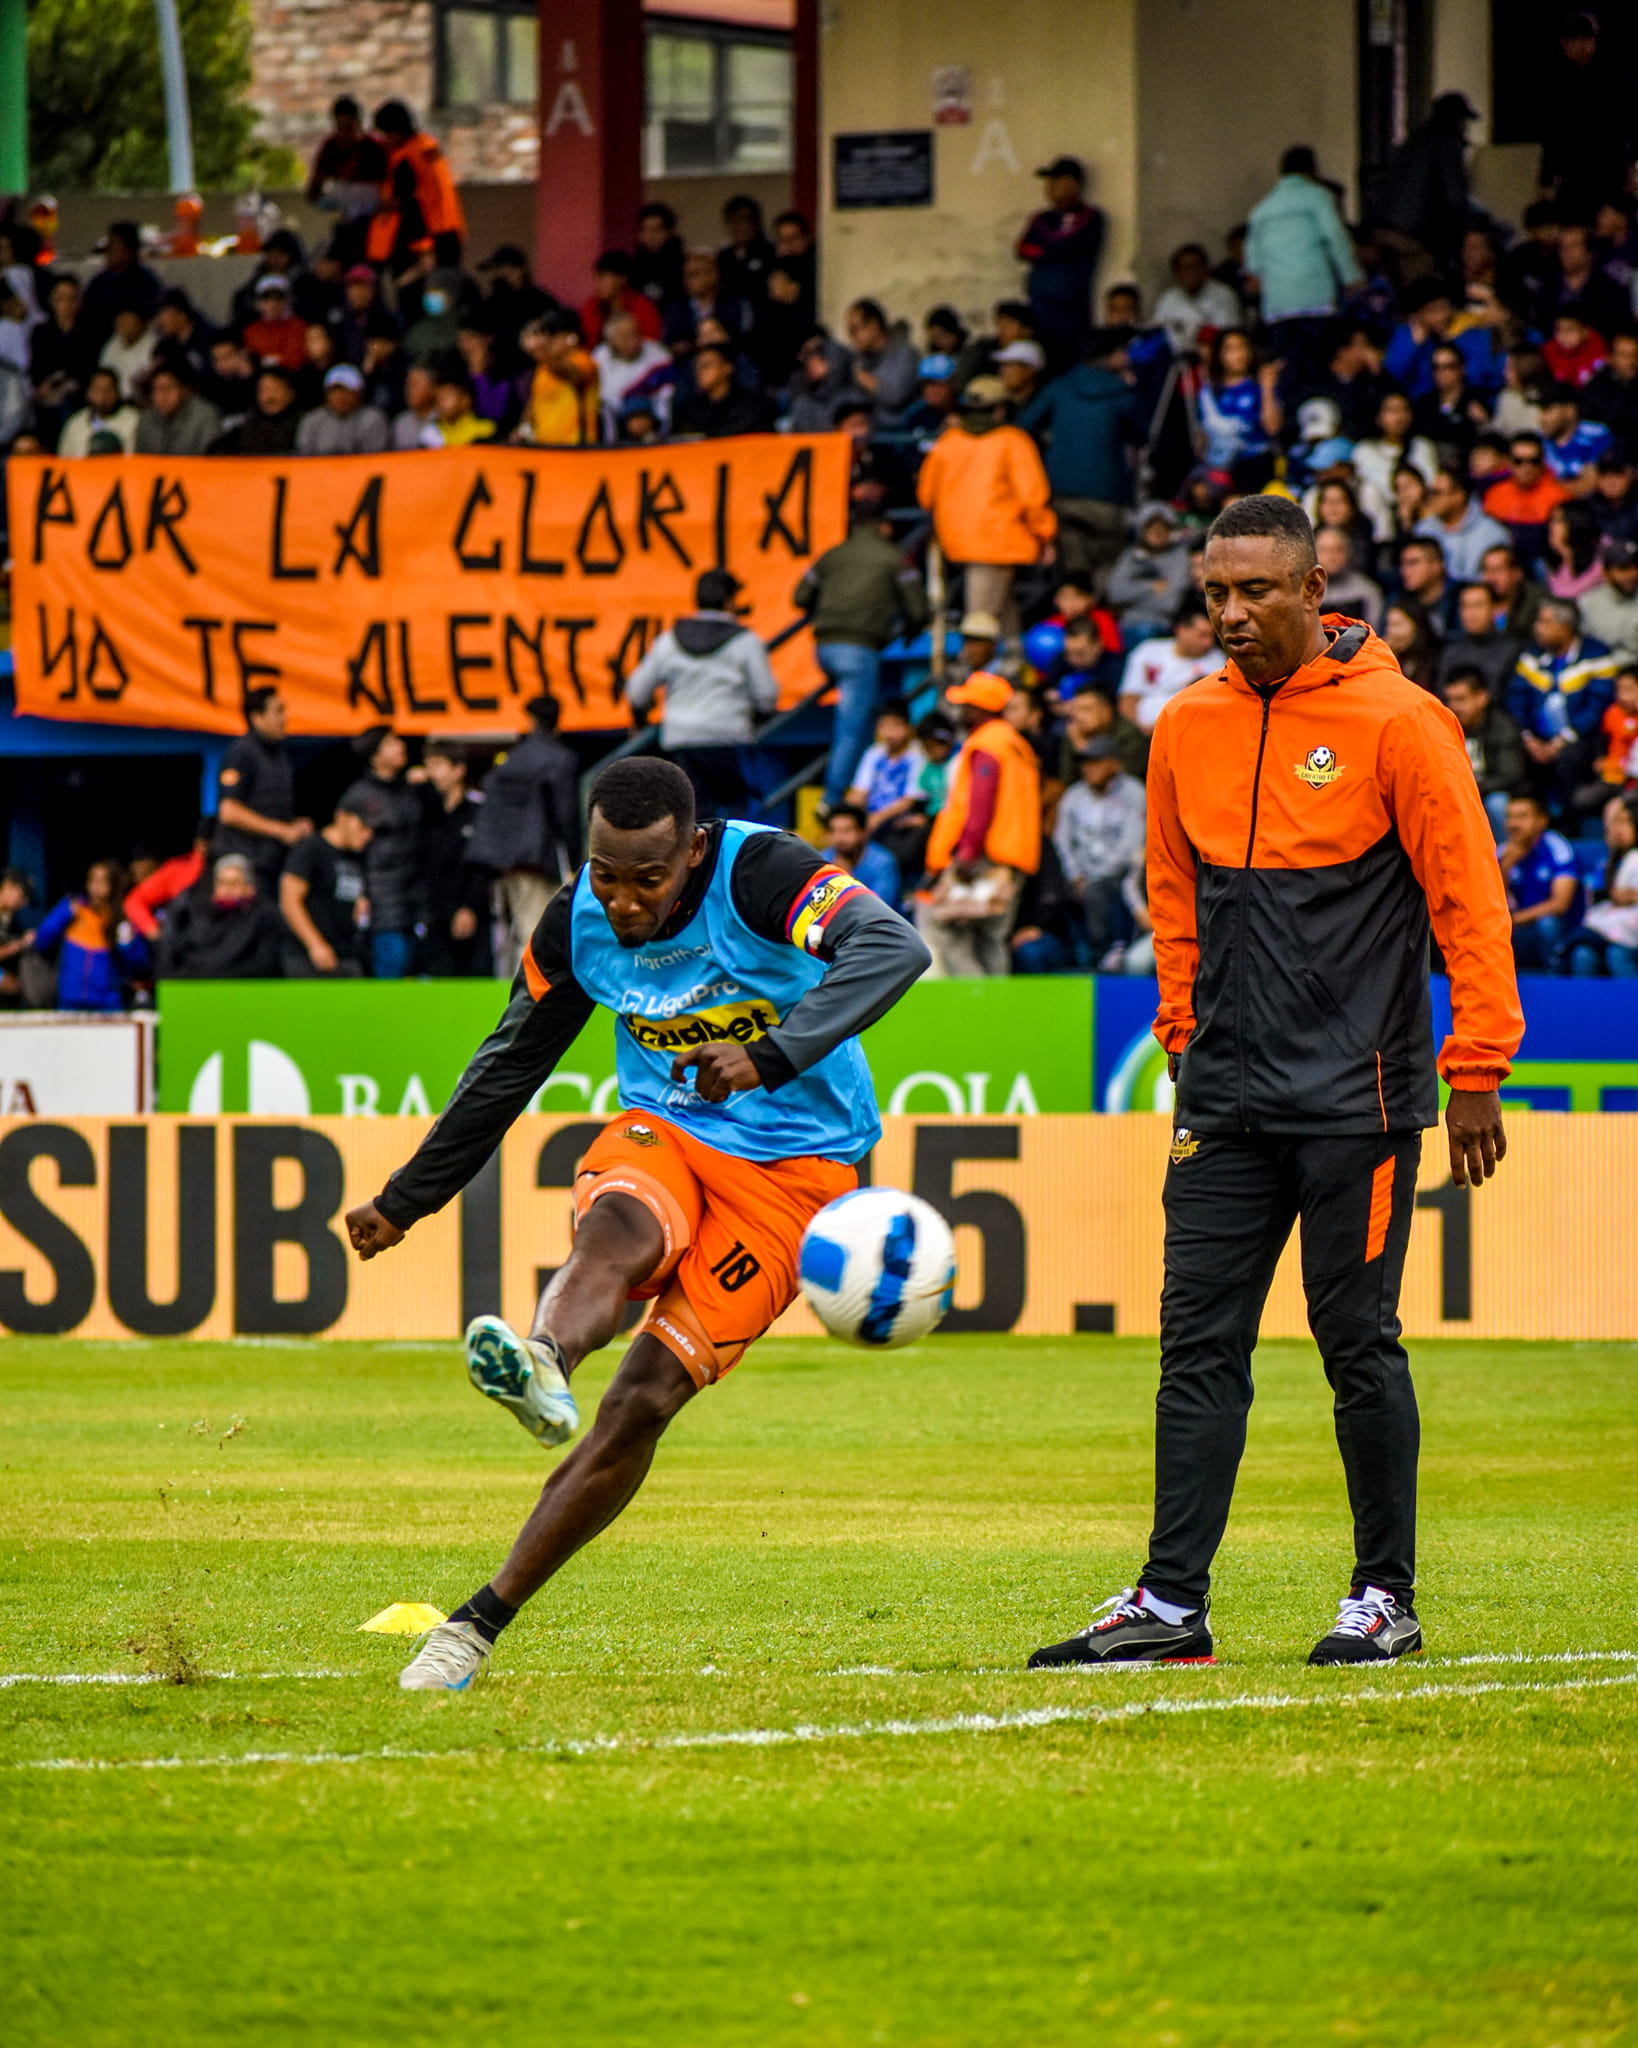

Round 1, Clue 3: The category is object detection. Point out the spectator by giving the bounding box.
[1153,243,1240,356]
[1415,464,1512,582]
[456,320,522,434]
[824,803,902,914]
[335,265,398,368]
[1296,323,1385,442]
[580,250,663,349]
[1106,501,1194,640]
[1499,791,1579,971]
[626,569,778,820]
[1548,226,1629,346]
[1582,331,1638,447]
[1538,13,1631,224]
[1591,665,1638,795]
[416,742,492,977]
[995,338,1046,409]
[1581,537,1638,663]
[1544,308,1608,391]
[1306,473,1381,567]
[1558,795,1638,977]
[92,302,153,403]
[123,823,211,945]
[902,352,958,438]
[163,856,285,980]
[1483,434,1568,558]
[1044,611,1124,704]
[153,289,218,380]
[950,610,1000,683]
[1351,390,1440,503]
[1055,676,1148,782]
[467,694,582,977]
[1053,733,1147,966]
[1018,326,1137,589]
[1588,447,1638,543]
[401,268,463,365]
[794,511,930,810]
[718,196,775,321]
[1016,155,1104,365]
[672,343,773,437]
[205,335,257,423]
[1412,343,1487,461]
[1009,838,1082,974]
[391,362,439,449]
[845,699,930,882]
[1492,344,1548,438]
[31,860,144,1010]
[1441,665,1528,837]
[784,332,863,432]
[213,687,309,897]
[340,728,421,979]
[133,359,221,457]
[30,273,93,439]
[630,204,686,318]
[1243,146,1360,366]
[1481,542,1544,644]
[229,230,311,331]
[56,367,136,457]
[1392,461,1433,561]
[210,367,303,456]
[1539,383,1612,492]
[919,673,1041,977]
[1115,598,1218,731]
[1383,596,1439,690]
[1437,581,1522,699]
[304,95,389,264]
[669,248,750,351]
[1382,279,1502,400]
[367,100,467,273]
[592,309,671,436]
[426,364,496,447]
[843,298,918,424]
[0,868,41,1008]
[77,222,161,354]
[1395,533,1455,633]
[296,362,390,454]
[1543,500,1605,602]
[1378,91,1478,271]
[1509,596,1619,812]
[518,312,599,445]
[1197,328,1282,485]
[915,375,1056,646]
[1315,522,1384,628]
[476,244,556,355]
[241,276,307,372]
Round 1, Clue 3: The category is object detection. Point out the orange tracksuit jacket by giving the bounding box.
[1147,617,1525,1134]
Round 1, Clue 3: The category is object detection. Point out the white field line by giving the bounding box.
[10,1667,1637,1775]
[0,1669,352,1688]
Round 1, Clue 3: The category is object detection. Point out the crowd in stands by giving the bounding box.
[5,15,1638,986]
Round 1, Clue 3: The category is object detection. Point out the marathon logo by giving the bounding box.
[787,866,865,954]
[622,997,781,1054]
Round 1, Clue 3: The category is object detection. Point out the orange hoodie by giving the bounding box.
[915,418,1057,566]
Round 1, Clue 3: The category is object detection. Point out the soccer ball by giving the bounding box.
[797,1189,957,1348]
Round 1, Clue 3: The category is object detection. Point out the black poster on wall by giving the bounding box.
[833,130,935,210]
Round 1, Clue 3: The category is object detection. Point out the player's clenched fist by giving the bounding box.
[672,1044,763,1102]
[346,1200,406,1259]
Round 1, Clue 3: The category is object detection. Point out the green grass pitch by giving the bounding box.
[2,1332,1635,2047]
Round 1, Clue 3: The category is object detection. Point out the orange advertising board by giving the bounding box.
[0,1115,1631,1345]
[5,437,848,735]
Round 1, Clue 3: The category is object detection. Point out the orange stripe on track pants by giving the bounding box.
[1365,1154,1396,1263]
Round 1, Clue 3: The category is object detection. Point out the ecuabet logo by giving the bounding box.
[1294,745,1343,787]
[623,997,779,1054]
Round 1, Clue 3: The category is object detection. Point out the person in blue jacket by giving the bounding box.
[31,860,148,1011]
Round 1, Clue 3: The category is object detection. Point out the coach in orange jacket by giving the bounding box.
[1031,494,1524,1673]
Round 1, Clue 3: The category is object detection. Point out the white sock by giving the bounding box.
[1137,1588,1193,1626]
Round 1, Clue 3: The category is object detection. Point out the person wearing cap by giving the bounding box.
[1581,537,1638,664]
[901,353,958,439]
[794,509,931,811]
[1016,155,1104,368]
[915,375,1055,649]
[783,331,865,433]
[918,672,1041,976]
[625,569,779,821]
[1053,732,1146,965]
[336,264,401,367]
[1106,502,1194,641]
[995,338,1046,408]
[242,275,307,373]
[340,728,422,980]
[1244,147,1361,366]
[135,356,222,457]
[367,100,466,274]
[209,365,303,456]
[296,361,390,455]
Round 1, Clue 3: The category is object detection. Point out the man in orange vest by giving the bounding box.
[367,101,467,275]
[919,672,1042,975]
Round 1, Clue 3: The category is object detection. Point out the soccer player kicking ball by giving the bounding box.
[346,759,929,1690]
[1030,496,1525,1672]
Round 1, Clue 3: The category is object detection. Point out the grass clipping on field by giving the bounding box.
[124,1618,204,1687]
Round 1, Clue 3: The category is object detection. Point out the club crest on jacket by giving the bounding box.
[1295,745,1343,787]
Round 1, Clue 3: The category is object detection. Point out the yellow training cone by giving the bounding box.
[358,1603,447,1636]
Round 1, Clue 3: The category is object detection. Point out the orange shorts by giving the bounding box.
[573,1110,857,1388]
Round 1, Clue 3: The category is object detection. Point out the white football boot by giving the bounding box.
[464,1315,579,1447]
[399,1619,491,1691]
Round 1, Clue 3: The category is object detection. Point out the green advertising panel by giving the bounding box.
[156,976,1093,1117]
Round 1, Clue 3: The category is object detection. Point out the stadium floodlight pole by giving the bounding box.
[154,0,196,194]
[0,0,26,194]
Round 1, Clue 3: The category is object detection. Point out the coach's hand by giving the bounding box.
[673,1044,762,1103]
[345,1199,406,1260]
[1446,1088,1506,1190]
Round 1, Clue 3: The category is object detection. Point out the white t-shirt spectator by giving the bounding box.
[1586,849,1638,951]
[850,740,927,815]
[99,325,157,401]
[593,336,673,433]
[1152,279,1241,356]
[1117,639,1218,732]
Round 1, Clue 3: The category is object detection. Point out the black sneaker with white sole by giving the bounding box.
[1308,1587,1422,1666]
[1029,1589,1215,1668]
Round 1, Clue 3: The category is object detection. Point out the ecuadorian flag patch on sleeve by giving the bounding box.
[786,865,866,954]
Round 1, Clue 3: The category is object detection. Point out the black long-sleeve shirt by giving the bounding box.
[376,826,929,1227]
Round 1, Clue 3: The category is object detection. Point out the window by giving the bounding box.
[436,2,538,108]
[644,21,793,176]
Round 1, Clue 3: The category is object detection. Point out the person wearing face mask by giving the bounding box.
[161,856,286,980]
[403,269,463,365]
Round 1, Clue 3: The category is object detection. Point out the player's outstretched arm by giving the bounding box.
[346,1200,405,1260]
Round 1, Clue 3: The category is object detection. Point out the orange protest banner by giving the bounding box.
[6,437,850,735]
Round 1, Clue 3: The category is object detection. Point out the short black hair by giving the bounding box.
[1282,145,1317,176]
[1206,494,1318,569]
[1442,664,1490,695]
[333,95,361,120]
[243,685,279,719]
[422,738,467,766]
[594,249,632,276]
[374,99,414,134]
[588,756,697,839]
[850,297,888,329]
[828,802,868,829]
[695,567,742,611]
[876,697,911,723]
[525,692,560,733]
[638,201,678,229]
[0,865,32,894]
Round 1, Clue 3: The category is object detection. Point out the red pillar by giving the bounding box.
[533,0,644,306]
[792,0,819,230]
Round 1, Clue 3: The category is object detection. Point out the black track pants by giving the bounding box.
[1140,1130,1423,1611]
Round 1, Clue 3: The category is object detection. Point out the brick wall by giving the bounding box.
[249,0,540,184]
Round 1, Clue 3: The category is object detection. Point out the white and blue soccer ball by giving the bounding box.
[798,1189,957,1348]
